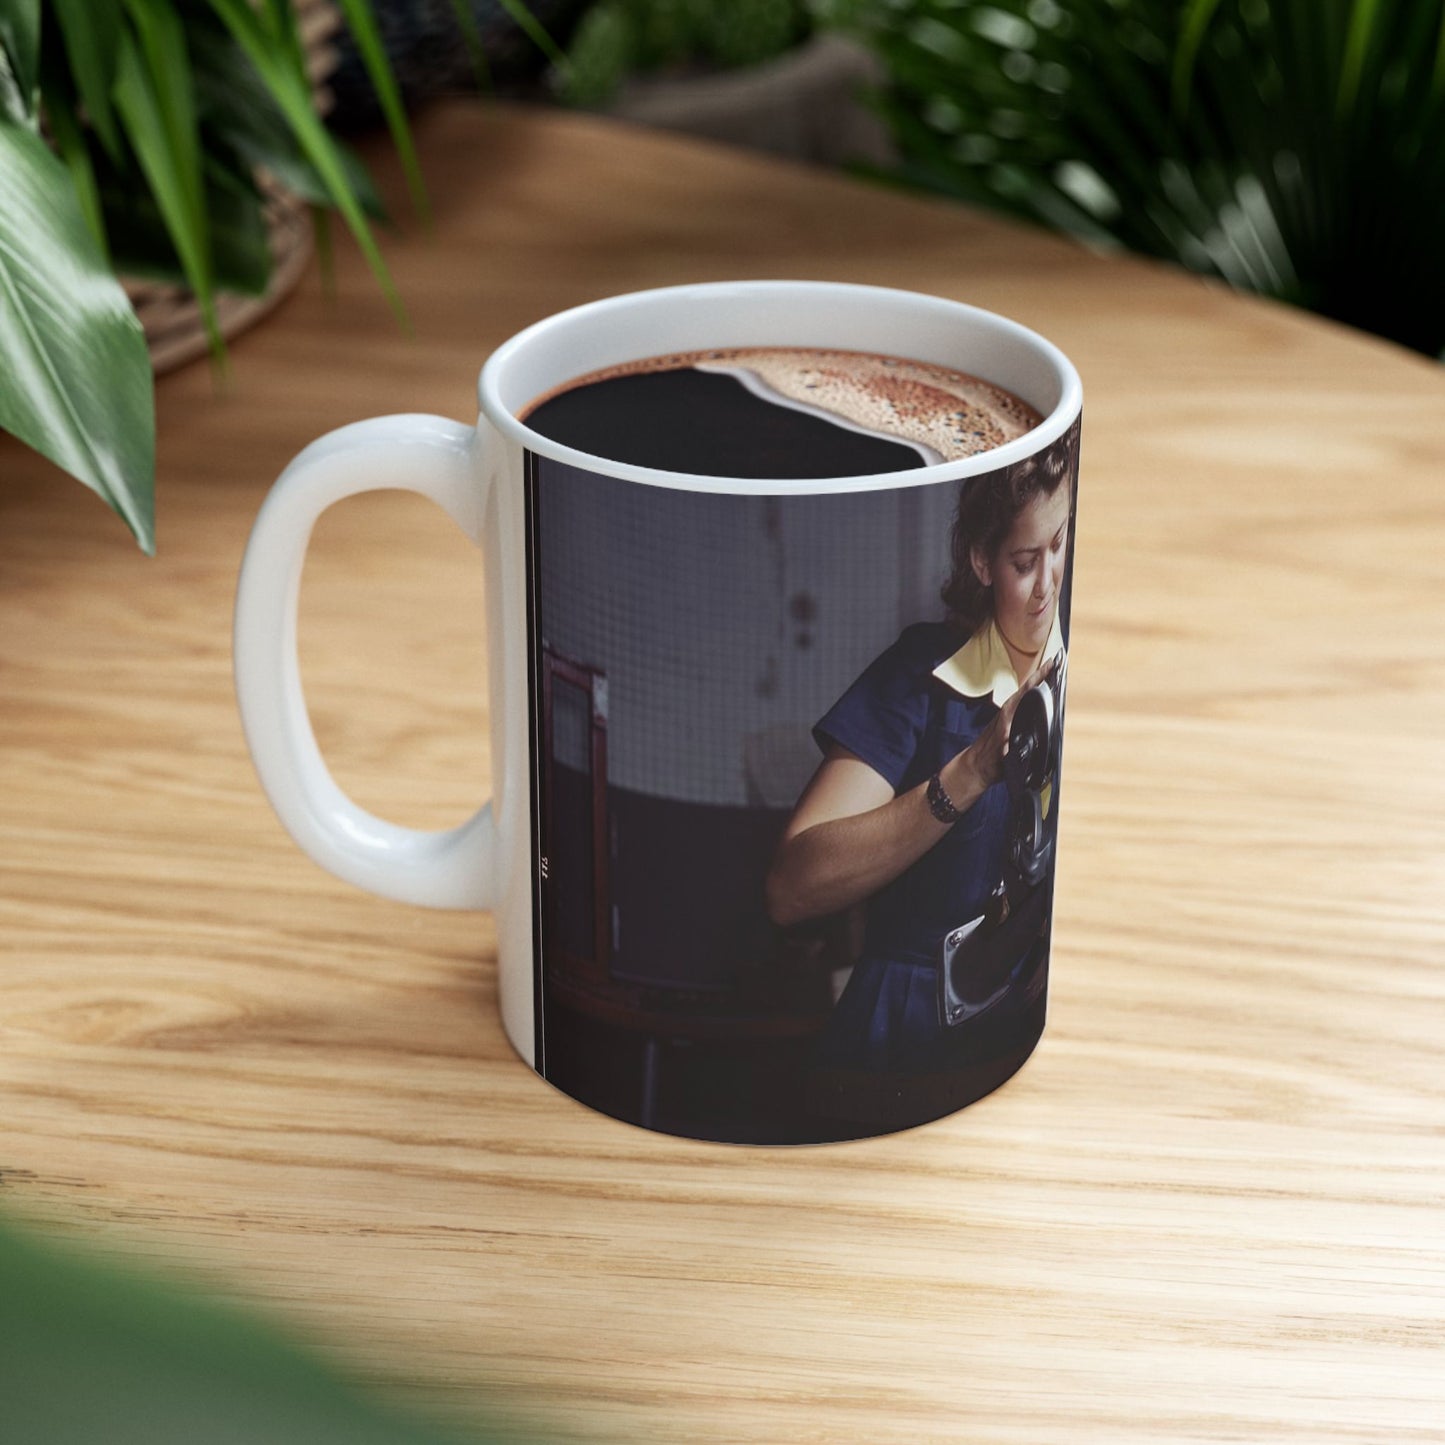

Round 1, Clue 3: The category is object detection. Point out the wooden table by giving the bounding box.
[3,103,1443,1443]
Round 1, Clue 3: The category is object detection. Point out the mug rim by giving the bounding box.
[477,280,1083,495]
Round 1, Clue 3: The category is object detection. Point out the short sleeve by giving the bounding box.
[812,629,936,793]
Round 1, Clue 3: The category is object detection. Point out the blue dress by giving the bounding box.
[809,621,1045,1078]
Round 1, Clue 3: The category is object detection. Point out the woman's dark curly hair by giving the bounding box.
[940,418,1081,637]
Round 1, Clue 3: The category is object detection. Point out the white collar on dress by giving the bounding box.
[931,613,1065,705]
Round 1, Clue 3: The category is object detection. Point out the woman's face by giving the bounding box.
[972,484,1072,657]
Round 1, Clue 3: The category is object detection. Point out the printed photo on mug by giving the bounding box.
[524,414,1081,1144]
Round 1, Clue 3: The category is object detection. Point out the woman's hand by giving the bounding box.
[766,653,1061,929]
[952,654,1059,791]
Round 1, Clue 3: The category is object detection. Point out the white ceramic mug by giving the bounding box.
[234,280,1083,1144]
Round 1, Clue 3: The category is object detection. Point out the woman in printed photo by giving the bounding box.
[765,424,1078,1118]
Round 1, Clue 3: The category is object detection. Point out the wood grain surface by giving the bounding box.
[2,103,1444,1443]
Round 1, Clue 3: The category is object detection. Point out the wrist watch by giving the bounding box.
[927,771,963,825]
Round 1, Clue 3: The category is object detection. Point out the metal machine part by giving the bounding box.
[938,883,1049,1028]
[937,648,1066,1029]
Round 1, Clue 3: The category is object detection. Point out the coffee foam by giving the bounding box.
[519,347,1042,463]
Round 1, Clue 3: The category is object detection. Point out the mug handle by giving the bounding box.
[234,414,498,909]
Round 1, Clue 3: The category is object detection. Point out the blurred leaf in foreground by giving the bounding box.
[0,1213,555,1445]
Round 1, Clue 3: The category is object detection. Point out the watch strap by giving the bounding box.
[927,771,963,825]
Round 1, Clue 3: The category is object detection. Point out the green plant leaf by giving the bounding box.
[42,88,107,258]
[263,0,311,84]
[123,0,204,197]
[232,124,386,222]
[97,153,271,295]
[696,0,806,68]
[112,20,222,359]
[203,0,406,328]
[50,0,123,158]
[38,22,112,253]
[187,20,390,222]
[189,23,386,222]
[1436,4,1445,98]
[328,0,429,220]
[555,1,632,106]
[195,159,272,293]
[1172,0,1222,118]
[1337,0,1385,116]
[0,121,153,552]
[495,0,567,67]
[0,1215,538,1443]
[0,0,39,120]
[0,44,26,125]
[443,0,492,93]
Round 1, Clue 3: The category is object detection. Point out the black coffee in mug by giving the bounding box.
[519,347,1042,477]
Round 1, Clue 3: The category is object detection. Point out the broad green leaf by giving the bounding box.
[0,0,38,119]
[203,0,406,327]
[329,0,429,220]
[50,0,122,158]
[0,122,153,552]
[112,23,221,359]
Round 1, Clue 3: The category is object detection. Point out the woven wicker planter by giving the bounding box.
[125,0,341,375]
